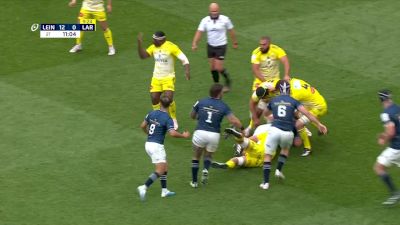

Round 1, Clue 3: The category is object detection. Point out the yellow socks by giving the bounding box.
[299,128,312,150]
[103,28,113,46]
[76,31,84,45]
[226,160,236,169]
[168,100,177,119]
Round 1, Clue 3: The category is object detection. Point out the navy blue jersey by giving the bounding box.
[144,110,174,144]
[267,95,302,131]
[380,104,400,149]
[192,97,232,133]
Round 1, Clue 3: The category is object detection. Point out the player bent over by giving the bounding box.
[260,80,327,190]
[137,96,190,201]
[68,0,116,55]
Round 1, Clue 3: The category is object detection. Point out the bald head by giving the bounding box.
[209,2,220,19]
[259,36,271,53]
[209,2,220,11]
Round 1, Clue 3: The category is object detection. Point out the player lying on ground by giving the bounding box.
[212,124,301,169]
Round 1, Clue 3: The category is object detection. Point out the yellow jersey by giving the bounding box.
[146,41,184,79]
[290,78,327,110]
[251,44,287,80]
[82,0,105,12]
[251,78,280,103]
[244,130,276,167]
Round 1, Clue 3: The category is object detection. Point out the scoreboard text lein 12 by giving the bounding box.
[40,19,96,39]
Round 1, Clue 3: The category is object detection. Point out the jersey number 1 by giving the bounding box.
[205,111,213,123]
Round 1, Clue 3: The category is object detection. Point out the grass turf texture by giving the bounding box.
[1,0,400,224]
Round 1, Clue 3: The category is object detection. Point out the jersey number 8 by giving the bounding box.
[149,124,156,134]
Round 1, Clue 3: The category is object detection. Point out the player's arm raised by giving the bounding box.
[137,33,150,59]
[68,0,77,7]
[106,0,112,13]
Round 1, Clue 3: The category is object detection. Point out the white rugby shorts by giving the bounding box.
[377,147,400,167]
[264,126,294,155]
[192,130,220,152]
[145,142,167,164]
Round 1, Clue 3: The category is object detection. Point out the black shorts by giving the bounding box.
[207,44,227,60]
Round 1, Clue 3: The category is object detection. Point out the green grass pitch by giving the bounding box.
[1,0,400,224]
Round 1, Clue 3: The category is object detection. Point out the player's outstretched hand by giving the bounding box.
[377,133,387,145]
[185,72,190,81]
[68,0,76,7]
[232,42,238,49]
[107,4,112,13]
[137,32,143,42]
[318,124,328,135]
[182,131,191,138]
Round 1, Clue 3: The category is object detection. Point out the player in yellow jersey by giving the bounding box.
[254,78,328,156]
[245,78,280,136]
[137,31,190,129]
[212,124,302,169]
[244,37,290,134]
[251,36,290,91]
[68,0,115,55]
[212,124,273,169]
[289,78,327,156]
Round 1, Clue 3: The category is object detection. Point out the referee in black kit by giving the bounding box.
[192,2,238,92]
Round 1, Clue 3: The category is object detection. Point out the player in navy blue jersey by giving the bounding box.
[260,80,327,190]
[137,96,190,201]
[190,83,243,187]
[373,90,400,205]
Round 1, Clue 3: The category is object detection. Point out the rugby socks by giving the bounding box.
[211,70,219,83]
[144,172,160,188]
[152,103,160,110]
[168,100,177,119]
[248,118,254,129]
[76,31,84,45]
[263,161,271,183]
[221,69,231,87]
[226,160,236,168]
[160,172,168,189]
[191,160,199,183]
[277,154,287,172]
[380,173,397,194]
[103,28,114,46]
[235,136,244,143]
[299,128,312,150]
[204,156,212,171]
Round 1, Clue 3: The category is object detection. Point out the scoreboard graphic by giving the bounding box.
[38,19,96,38]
